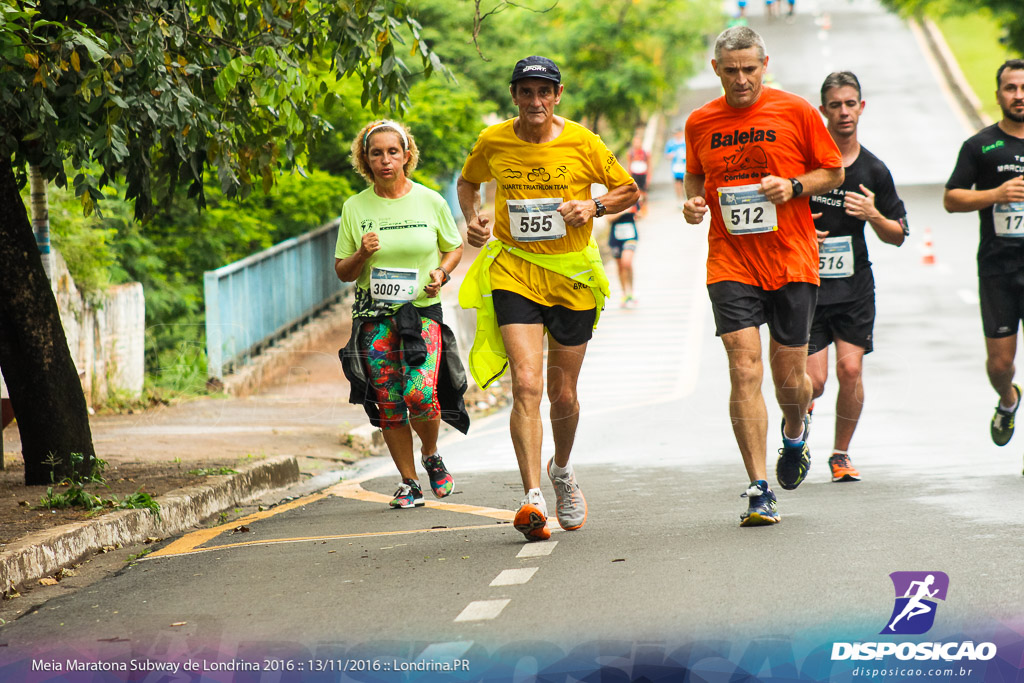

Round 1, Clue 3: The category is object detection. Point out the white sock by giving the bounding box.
[832,449,849,456]
[999,395,1019,412]
[548,461,572,478]
[783,427,805,445]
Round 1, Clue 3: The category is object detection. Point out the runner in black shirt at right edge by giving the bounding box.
[945,59,1024,466]
[808,72,908,482]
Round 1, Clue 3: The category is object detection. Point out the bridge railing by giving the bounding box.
[204,218,349,381]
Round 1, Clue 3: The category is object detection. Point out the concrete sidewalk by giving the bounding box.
[0,312,377,593]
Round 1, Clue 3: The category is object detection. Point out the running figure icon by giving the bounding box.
[888,574,938,631]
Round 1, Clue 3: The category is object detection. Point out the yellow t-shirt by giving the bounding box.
[461,118,634,309]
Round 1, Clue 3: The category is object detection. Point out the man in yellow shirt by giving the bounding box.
[458,56,639,541]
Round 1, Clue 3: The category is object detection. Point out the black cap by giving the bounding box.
[510,56,561,85]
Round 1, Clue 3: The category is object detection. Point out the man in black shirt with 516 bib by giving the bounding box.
[945,59,1024,461]
[808,71,908,483]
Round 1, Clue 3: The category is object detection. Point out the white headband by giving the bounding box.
[363,120,409,150]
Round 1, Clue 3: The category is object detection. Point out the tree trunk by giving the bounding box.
[0,157,95,485]
[28,165,53,282]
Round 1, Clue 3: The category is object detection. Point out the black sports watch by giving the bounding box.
[593,198,607,217]
[789,178,803,198]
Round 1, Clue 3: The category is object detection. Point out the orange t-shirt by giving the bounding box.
[685,88,842,290]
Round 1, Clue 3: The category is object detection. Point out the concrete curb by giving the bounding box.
[0,455,299,593]
[913,17,993,131]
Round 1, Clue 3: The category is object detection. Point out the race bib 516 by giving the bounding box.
[819,236,854,278]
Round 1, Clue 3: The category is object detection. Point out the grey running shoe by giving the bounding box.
[991,384,1021,447]
[546,459,588,530]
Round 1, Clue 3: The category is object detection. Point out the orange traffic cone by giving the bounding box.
[922,227,936,265]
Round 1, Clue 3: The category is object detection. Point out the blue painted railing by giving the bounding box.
[204,218,349,381]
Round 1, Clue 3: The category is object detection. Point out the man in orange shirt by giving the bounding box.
[682,26,843,526]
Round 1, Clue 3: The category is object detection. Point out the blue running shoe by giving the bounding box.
[389,479,425,509]
[777,412,812,490]
[740,480,780,526]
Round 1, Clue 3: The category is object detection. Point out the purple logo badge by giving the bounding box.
[881,571,949,635]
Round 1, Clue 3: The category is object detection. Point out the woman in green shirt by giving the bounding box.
[335,120,465,509]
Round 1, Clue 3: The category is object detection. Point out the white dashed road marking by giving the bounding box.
[490,567,539,586]
[454,599,511,622]
[517,541,558,558]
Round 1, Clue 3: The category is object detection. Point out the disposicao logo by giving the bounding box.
[882,571,948,635]
[831,572,997,663]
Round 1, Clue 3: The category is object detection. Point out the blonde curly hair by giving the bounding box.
[350,119,420,185]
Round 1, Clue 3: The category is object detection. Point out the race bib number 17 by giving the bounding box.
[507,197,567,242]
[994,202,1024,238]
[719,184,778,235]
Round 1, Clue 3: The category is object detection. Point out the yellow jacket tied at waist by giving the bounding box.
[457,238,610,389]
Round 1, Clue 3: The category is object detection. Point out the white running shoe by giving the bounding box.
[546,459,588,530]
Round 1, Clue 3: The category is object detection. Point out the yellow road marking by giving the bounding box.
[323,480,514,521]
[144,522,505,559]
[149,478,513,559]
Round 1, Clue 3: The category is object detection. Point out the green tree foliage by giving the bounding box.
[412,0,720,138]
[879,0,1023,58]
[0,0,448,485]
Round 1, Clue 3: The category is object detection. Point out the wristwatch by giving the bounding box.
[593,198,607,217]
[789,178,803,198]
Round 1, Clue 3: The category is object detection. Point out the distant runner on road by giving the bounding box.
[606,200,640,308]
[628,133,650,216]
[665,127,688,210]
[682,26,843,526]
[457,56,639,541]
[943,59,1024,458]
[808,71,908,483]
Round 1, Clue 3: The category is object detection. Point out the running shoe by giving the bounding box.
[389,479,425,509]
[421,452,454,498]
[740,480,780,526]
[990,383,1021,447]
[546,458,587,530]
[513,489,551,542]
[828,453,860,482]
[776,412,812,490]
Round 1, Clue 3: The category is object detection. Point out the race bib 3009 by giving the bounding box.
[369,267,419,303]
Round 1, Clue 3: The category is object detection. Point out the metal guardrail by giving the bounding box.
[204,218,350,381]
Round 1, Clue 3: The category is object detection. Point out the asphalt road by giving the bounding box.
[2,0,1022,680]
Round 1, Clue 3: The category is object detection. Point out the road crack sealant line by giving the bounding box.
[146,455,514,559]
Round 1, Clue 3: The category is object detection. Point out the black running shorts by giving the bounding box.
[707,281,817,347]
[492,289,596,347]
[979,271,1024,338]
[808,295,875,355]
